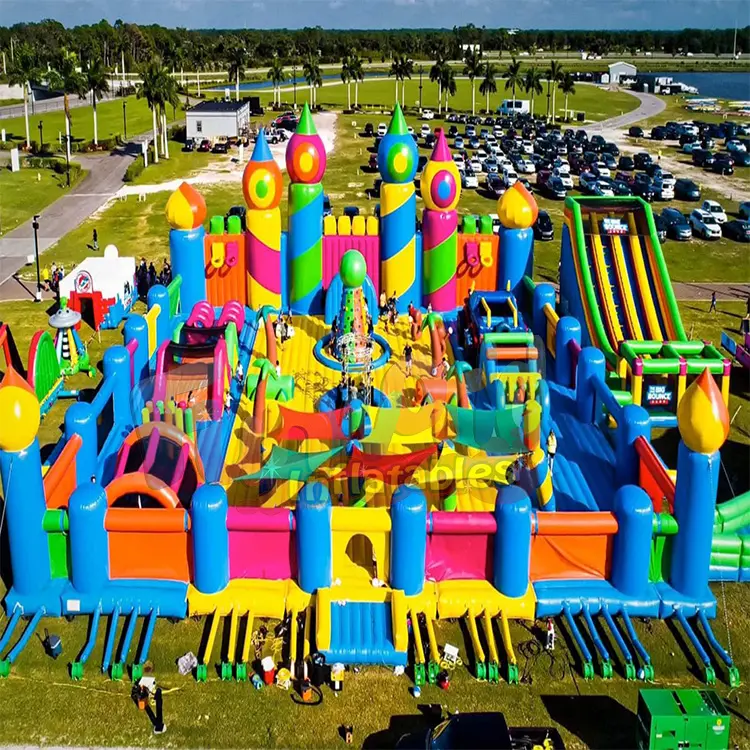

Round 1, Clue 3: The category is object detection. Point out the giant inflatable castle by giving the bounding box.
[0,103,742,689]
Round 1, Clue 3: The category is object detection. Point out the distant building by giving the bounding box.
[634,74,699,95]
[186,100,250,141]
[497,99,530,115]
[608,61,637,84]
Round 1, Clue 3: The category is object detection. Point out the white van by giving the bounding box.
[497,99,530,116]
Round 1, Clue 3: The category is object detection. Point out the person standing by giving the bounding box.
[92,228,99,251]
[545,618,556,651]
[404,343,413,378]
[709,290,717,313]
[546,429,557,473]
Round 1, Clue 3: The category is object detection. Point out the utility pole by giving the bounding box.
[733,22,738,59]
[292,60,298,110]
[32,215,42,302]
[418,65,423,113]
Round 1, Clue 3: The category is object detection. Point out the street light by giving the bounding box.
[37,120,43,153]
[418,65,424,113]
[292,60,298,111]
[123,99,127,139]
[32,215,41,302]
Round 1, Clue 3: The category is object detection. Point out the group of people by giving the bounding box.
[137,258,172,301]
[378,290,400,333]
[335,369,374,407]
[41,262,67,294]
[274,311,295,345]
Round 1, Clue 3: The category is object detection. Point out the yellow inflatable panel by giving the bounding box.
[352,215,366,236]
[435,580,536,620]
[366,216,379,236]
[337,215,352,235]
[187,579,311,619]
[323,214,337,235]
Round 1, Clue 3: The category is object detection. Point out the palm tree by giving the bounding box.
[545,60,564,122]
[250,358,279,434]
[159,70,180,159]
[136,58,167,163]
[340,55,353,110]
[226,43,246,102]
[478,62,497,114]
[429,56,447,114]
[85,58,110,146]
[440,66,457,113]
[504,57,523,106]
[349,53,364,108]
[302,56,322,107]
[256,305,279,365]
[6,43,41,149]
[47,49,87,164]
[267,58,286,107]
[388,55,402,104]
[559,72,576,121]
[463,49,483,115]
[421,312,446,373]
[523,67,544,118]
[447,361,472,409]
[390,54,413,107]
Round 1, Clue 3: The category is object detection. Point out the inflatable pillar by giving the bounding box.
[670,371,729,599]
[68,483,109,594]
[532,283,556,340]
[390,485,427,595]
[615,404,651,487]
[0,369,50,598]
[103,345,131,426]
[165,182,208,313]
[296,482,333,593]
[65,401,97,484]
[496,183,538,299]
[147,285,171,347]
[611,485,653,598]
[575,347,606,423]
[523,400,555,510]
[286,104,325,314]
[555,316,581,388]
[191,483,229,594]
[493,485,531,598]
[378,104,419,314]
[421,130,460,312]
[123,315,149,386]
[244,130,283,309]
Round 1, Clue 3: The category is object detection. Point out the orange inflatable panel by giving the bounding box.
[105,508,189,533]
[105,473,181,509]
[415,377,457,405]
[44,434,81,509]
[535,511,618,536]
[531,534,612,581]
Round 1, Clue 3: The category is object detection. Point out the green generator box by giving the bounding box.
[637,689,730,749]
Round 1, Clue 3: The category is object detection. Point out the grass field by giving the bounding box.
[0,165,86,234]
[0,95,184,148]
[1,92,750,748]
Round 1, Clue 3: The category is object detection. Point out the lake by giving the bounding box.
[660,71,750,100]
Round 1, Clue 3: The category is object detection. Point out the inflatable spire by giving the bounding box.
[244,129,283,308]
[286,104,326,313]
[334,250,371,365]
[378,104,419,314]
[422,129,460,311]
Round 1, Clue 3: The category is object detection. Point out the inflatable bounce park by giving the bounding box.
[0,103,745,690]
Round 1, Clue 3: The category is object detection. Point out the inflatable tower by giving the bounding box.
[421,130,461,311]
[286,103,326,314]
[378,104,419,314]
[333,250,371,366]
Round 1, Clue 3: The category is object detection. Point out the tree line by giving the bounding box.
[1,20,748,76]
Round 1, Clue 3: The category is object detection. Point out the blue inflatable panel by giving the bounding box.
[322,600,407,666]
[533,579,661,618]
[655,582,716,618]
[3,578,67,617]
[60,580,188,619]
[709,566,740,582]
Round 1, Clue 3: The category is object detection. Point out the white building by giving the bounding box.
[608,61,637,84]
[186,100,250,141]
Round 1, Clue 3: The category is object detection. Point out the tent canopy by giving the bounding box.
[235,445,344,482]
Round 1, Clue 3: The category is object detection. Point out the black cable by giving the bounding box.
[290,684,323,706]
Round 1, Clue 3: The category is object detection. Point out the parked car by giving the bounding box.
[470,156,483,173]
[592,180,615,197]
[420,124,431,138]
[417,155,428,173]
[631,176,655,202]
[483,157,499,174]
[592,163,611,179]
[368,153,378,170]
[633,152,652,169]
[448,125,459,137]
[601,152,617,169]
[183,138,196,152]
[653,213,668,243]
[650,126,667,140]
[701,199,728,223]
[628,125,645,138]
[722,219,750,242]
[729,151,750,167]
[552,167,573,189]
[460,168,479,189]
[323,195,332,216]
[644,162,664,178]
[689,209,722,239]
[198,139,211,152]
[682,142,700,154]
[660,208,692,241]
[501,165,518,187]
[739,201,750,219]
[615,170,636,186]
[533,210,554,241]
[212,141,228,154]
[712,155,735,175]
[465,125,477,137]
[452,154,466,171]
[578,171,598,193]
[674,178,701,201]
[726,139,747,153]
[377,122,388,136]
[422,109,435,120]
[602,142,620,157]
[364,123,374,136]
[521,139,534,154]
[610,179,632,196]
[486,172,505,197]
[424,134,436,149]
[454,136,465,150]
[590,134,606,149]
[514,156,536,174]
[692,149,715,167]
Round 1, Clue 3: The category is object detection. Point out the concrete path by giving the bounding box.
[672,281,750,303]
[587,89,666,132]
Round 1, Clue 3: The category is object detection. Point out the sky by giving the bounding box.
[1,0,746,30]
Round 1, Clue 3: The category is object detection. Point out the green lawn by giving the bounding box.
[0,95,184,148]
[129,138,234,186]
[249,77,639,124]
[0,165,86,234]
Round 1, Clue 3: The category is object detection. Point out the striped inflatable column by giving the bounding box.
[285,104,326,314]
[421,130,460,312]
[378,104,419,313]
[522,400,555,510]
[243,130,283,309]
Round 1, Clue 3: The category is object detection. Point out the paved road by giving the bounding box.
[0,142,142,287]
[587,88,666,132]
[0,91,125,121]
[672,282,750,303]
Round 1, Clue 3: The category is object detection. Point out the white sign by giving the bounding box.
[10,147,19,172]
[1,129,5,142]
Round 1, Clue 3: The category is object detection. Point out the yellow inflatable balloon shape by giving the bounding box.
[0,367,41,452]
[497,181,538,230]
[677,369,729,454]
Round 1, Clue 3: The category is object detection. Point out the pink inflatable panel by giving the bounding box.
[228,508,297,580]
[323,235,380,293]
[426,513,495,581]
